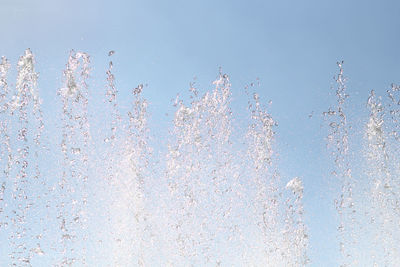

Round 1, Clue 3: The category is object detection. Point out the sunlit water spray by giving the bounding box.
[0,50,399,266]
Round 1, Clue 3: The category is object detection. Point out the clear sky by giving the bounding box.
[1,0,400,266]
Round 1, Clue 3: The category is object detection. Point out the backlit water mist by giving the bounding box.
[0,50,399,266]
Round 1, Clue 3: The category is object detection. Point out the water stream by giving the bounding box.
[0,50,399,266]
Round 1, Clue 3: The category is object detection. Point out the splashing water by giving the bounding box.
[0,50,399,266]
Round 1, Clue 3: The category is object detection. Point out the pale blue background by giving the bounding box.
[1,0,400,265]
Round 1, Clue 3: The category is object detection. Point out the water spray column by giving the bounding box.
[204,73,239,264]
[365,90,400,265]
[324,62,357,266]
[166,73,237,265]
[246,92,281,265]
[0,56,11,258]
[110,83,151,266]
[385,84,400,199]
[246,91,308,266]
[3,49,44,266]
[166,83,211,265]
[100,51,121,264]
[57,51,90,266]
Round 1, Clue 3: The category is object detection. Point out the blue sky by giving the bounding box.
[2,0,400,265]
